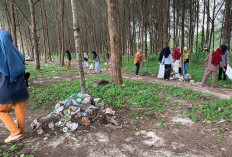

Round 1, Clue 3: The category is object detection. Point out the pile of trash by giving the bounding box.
[30,93,118,135]
[170,73,192,81]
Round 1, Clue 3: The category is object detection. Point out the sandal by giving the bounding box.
[4,134,23,143]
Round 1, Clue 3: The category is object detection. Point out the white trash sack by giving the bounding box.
[226,66,232,80]
[173,60,179,73]
[89,64,94,70]
[157,64,165,78]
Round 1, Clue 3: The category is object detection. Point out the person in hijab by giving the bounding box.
[161,47,173,80]
[199,48,226,88]
[83,53,89,68]
[66,50,72,69]
[134,49,143,75]
[158,48,165,63]
[107,53,112,69]
[0,30,29,143]
[172,47,182,74]
[218,45,230,81]
[183,47,189,74]
[91,51,101,73]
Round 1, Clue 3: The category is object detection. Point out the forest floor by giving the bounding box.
[0,60,231,157]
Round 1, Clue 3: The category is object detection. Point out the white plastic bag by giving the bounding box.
[89,64,93,70]
[157,64,165,78]
[173,60,179,73]
[226,66,232,80]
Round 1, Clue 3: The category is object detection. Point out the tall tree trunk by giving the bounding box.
[55,0,62,62]
[28,0,40,70]
[16,13,25,55]
[10,0,17,46]
[181,0,185,74]
[39,1,47,63]
[3,0,12,33]
[223,0,231,48]
[60,0,65,66]
[71,0,86,94]
[205,0,210,48]
[43,0,52,61]
[106,0,123,84]
[195,1,199,63]
[201,0,206,49]
[164,0,170,46]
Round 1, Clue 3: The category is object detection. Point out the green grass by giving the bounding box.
[0,144,34,157]
[121,52,232,88]
[26,65,79,79]
[29,73,232,126]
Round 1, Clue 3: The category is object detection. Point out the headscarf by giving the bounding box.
[211,48,223,66]
[220,45,227,55]
[0,30,25,83]
[158,48,165,62]
[84,53,88,59]
[164,47,171,58]
[172,47,181,60]
[91,51,97,60]
[135,49,142,56]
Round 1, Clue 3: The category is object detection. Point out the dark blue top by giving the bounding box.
[0,73,29,104]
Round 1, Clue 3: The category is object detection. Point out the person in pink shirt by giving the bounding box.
[199,48,226,88]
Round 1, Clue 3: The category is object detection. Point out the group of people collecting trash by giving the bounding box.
[134,45,231,88]
[66,49,112,74]
[0,28,231,144]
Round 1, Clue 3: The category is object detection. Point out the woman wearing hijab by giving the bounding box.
[218,45,230,81]
[91,51,101,73]
[0,30,29,143]
[172,47,182,74]
[158,48,165,63]
[66,50,72,69]
[83,53,89,68]
[199,48,226,88]
[134,49,143,75]
[161,47,173,80]
[107,53,112,69]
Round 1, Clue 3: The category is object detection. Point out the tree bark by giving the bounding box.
[10,0,17,46]
[71,0,86,94]
[3,0,12,32]
[181,0,185,74]
[106,0,123,84]
[16,13,25,55]
[164,0,170,46]
[223,0,231,47]
[201,0,206,49]
[28,0,40,70]
[60,0,65,66]
[39,1,47,63]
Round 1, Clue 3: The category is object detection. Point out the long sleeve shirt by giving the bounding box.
[222,51,229,67]
[162,54,173,65]
[205,52,224,71]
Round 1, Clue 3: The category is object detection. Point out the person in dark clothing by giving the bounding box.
[218,45,230,81]
[0,30,29,143]
[162,47,173,80]
[91,51,101,73]
[66,50,72,69]
[158,48,165,63]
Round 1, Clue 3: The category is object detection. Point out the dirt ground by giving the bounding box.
[0,61,231,157]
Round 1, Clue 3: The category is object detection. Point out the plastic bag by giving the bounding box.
[173,60,179,73]
[89,64,93,70]
[157,64,165,78]
[226,66,232,80]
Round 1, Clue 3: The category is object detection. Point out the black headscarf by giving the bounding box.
[159,48,165,62]
[164,47,171,58]
[91,51,97,60]
[220,45,227,55]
